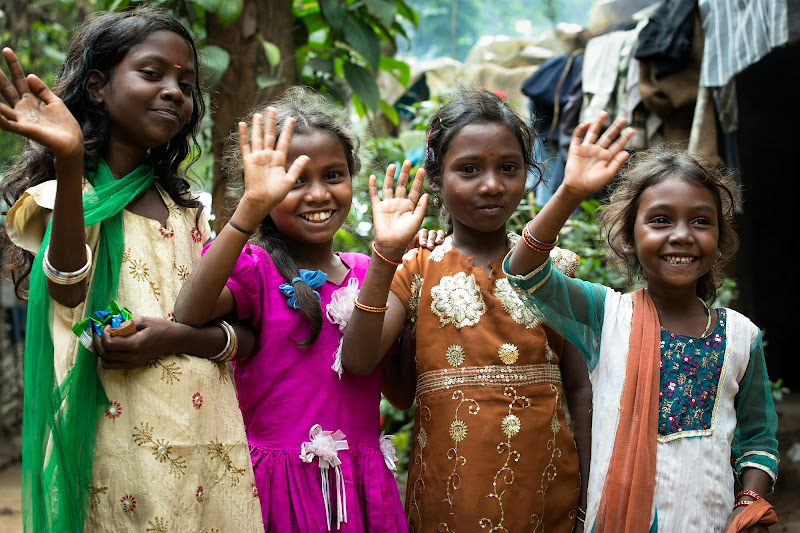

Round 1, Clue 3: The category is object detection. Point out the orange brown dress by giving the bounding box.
[391,234,580,532]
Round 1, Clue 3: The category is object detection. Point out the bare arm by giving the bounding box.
[560,341,592,528]
[341,161,428,376]
[507,113,634,278]
[0,47,88,307]
[723,468,774,533]
[380,325,417,411]
[174,108,307,326]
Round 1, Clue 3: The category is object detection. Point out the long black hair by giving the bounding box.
[223,87,361,346]
[0,5,206,298]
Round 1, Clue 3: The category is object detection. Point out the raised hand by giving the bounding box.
[562,111,634,198]
[370,160,429,261]
[234,107,309,229]
[0,47,83,160]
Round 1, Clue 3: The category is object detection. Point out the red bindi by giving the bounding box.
[174,62,181,69]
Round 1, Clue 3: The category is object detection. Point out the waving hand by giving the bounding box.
[370,160,429,261]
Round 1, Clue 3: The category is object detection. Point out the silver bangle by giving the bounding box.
[210,319,238,363]
[41,244,92,285]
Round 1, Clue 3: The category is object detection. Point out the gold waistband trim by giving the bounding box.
[416,364,562,398]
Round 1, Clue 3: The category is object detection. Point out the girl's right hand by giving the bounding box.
[0,47,83,161]
[235,107,309,229]
[562,111,634,198]
[370,160,429,261]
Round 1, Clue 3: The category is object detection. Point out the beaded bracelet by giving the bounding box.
[371,242,402,266]
[735,489,761,502]
[733,499,755,511]
[42,244,92,285]
[353,299,389,313]
[210,319,238,363]
[522,222,558,253]
[227,219,256,236]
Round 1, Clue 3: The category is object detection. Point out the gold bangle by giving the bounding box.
[353,299,389,313]
[42,244,92,285]
[371,242,402,266]
[210,320,238,363]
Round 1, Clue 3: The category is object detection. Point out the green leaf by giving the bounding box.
[379,56,410,86]
[344,62,380,111]
[342,16,380,71]
[189,0,221,12]
[366,0,397,27]
[200,45,230,88]
[380,99,399,126]
[214,0,243,26]
[256,74,283,88]
[320,0,347,31]
[257,35,281,67]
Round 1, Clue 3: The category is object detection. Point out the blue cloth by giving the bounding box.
[278,269,327,309]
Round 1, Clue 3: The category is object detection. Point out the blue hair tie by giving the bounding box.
[279,269,327,309]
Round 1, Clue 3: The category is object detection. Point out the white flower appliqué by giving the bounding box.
[430,271,486,329]
[379,431,399,471]
[299,425,350,530]
[326,277,361,378]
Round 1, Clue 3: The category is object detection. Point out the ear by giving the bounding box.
[621,241,635,256]
[85,70,108,104]
[428,180,441,193]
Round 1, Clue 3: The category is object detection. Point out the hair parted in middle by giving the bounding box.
[597,146,741,303]
[421,87,542,233]
[222,86,361,347]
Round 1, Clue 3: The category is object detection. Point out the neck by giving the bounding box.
[102,143,148,180]
[287,238,338,271]
[450,222,509,267]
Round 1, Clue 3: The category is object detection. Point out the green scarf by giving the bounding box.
[22,160,154,532]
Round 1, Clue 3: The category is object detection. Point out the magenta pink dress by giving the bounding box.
[221,243,406,532]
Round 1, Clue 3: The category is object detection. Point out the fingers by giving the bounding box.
[285,154,309,183]
[238,121,251,157]
[580,111,609,145]
[394,160,411,199]
[262,106,277,151]
[382,163,397,199]
[407,166,425,205]
[1,48,27,106]
[273,115,295,167]
[250,113,264,152]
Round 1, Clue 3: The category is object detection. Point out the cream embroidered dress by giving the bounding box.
[6,181,263,532]
[390,235,581,532]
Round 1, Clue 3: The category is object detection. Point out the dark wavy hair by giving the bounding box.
[422,88,542,233]
[597,147,741,302]
[0,5,205,299]
[223,87,361,346]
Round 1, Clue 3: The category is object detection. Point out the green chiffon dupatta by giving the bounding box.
[22,161,154,532]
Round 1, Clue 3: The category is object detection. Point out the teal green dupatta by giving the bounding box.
[22,161,154,532]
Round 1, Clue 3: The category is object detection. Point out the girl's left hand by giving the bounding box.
[723,506,770,533]
[370,160,429,262]
[94,317,178,369]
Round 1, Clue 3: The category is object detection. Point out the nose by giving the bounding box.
[303,179,332,204]
[479,169,504,196]
[160,77,185,103]
[668,220,694,243]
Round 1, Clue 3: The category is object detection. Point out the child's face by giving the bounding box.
[435,122,526,235]
[96,30,196,155]
[630,175,720,294]
[269,129,353,246]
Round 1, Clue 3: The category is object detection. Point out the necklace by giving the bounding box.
[659,297,714,337]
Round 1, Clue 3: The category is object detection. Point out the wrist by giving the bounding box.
[372,242,404,266]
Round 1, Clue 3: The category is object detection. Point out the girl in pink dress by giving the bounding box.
[174,88,428,532]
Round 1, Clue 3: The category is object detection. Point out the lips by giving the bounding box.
[151,108,182,122]
[299,210,334,223]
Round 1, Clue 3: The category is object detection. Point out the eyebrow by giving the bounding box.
[449,152,524,163]
[138,53,197,75]
[644,202,717,214]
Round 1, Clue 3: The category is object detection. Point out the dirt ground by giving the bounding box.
[1,395,799,532]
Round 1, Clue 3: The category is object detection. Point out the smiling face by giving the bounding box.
[96,30,196,157]
[630,175,720,296]
[269,128,353,247]
[435,121,527,237]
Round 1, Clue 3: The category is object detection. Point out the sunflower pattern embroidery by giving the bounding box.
[159,225,174,239]
[105,400,122,420]
[124,251,161,300]
[445,344,466,367]
[430,272,486,329]
[444,390,480,507]
[120,494,136,513]
[192,392,203,410]
[174,262,190,283]
[132,422,187,478]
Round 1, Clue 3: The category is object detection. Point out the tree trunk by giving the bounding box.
[206,0,298,228]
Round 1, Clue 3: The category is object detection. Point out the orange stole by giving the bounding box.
[594,288,660,532]
[726,498,779,532]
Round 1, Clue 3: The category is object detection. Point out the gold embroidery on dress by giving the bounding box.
[417,364,562,398]
[431,272,486,329]
[480,387,532,532]
[174,262,190,283]
[529,385,564,531]
[124,253,161,300]
[89,485,108,508]
[409,274,424,333]
[493,278,539,329]
[208,438,247,486]
[216,361,230,382]
[146,516,169,533]
[146,358,182,384]
[498,343,519,365]
[133,422,187,478]
[446,344,465,367]
[444,390,480,507]
[411,405,432,528]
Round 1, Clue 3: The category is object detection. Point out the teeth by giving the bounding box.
[664,256,695,264]
[300,211,333,222]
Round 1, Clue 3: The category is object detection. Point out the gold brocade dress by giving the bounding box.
[6,181,263,532]
[391,235,580,532]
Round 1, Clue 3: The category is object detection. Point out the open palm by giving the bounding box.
[563,112,635,197]
[237,107,308,223]
[0,47,83,159]
[370,160,429,260]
